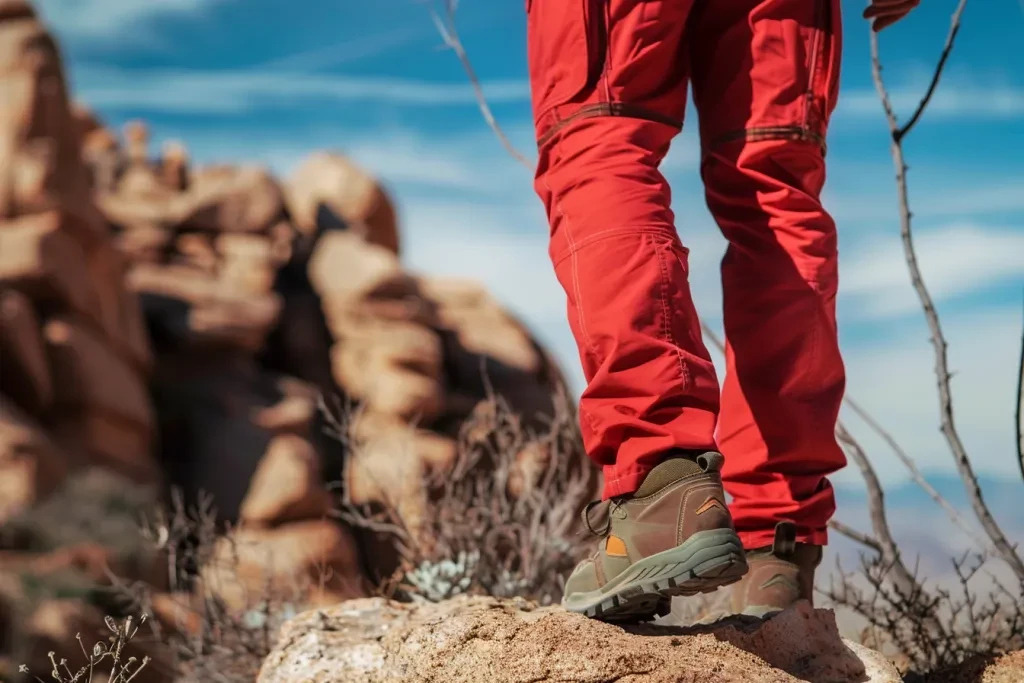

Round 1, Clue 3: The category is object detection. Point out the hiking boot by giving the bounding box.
[562,451,748,623]
[728,521,822,618]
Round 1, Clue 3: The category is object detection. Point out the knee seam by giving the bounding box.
[551,225,681,268]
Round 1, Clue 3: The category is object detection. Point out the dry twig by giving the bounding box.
[430,0,532,170]
[1016,294,1024,482]
[869,0,1024,579]
[843,397,984,551]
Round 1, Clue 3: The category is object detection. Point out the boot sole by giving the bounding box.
[562,528,748,624]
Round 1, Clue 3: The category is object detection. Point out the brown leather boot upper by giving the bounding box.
[729,521,821,617]
[562,452,746,617]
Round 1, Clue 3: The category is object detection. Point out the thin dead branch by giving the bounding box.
[828,519,883,554]
[869,0,1024,579]
[836,423,925,600]
[430,0,532,170]
[1016,293,1024,482]
[843,397,984,550]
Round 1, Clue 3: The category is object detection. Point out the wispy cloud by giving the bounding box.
[254,28,425,72]
[838,84,1024,121]
[36,0,227,41]
[836,305,1024,483]
[839,223,1024,319]
[70,59,1024,123]
[71,65,530,113]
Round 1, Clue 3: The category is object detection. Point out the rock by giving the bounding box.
[307,231,417,308]
[0,289,52,413]
[147,592,204,639]
[251,376,320,434]
[978,651,1024,683]
[152,359,327,524]
[0,211,102,327]
[180,164,286,234]
[0,0,34,22]
[0,397,69,525]
[87,240,153,371]
[258,597,901,683]
[0,541,167,592]
[175,232,219,273]
[238,433,332,527]
[198,520,366,614]
[114,223,172,263]
[420,276,542,376]
[0,7,102,240]
[51,410,157,484]
[345,412,457,546]
[216,232,279,295]
[286,151,400,254]
[330,321,445,422]
[43,317,153,429]
[929,650,1024,683]
[130,263,282,353]
[159,140,190,191]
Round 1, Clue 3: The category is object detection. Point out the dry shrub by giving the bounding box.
[826,551,1024,678]
[115,492,320,683]
[17,615,151,683]
[334,387,597,605]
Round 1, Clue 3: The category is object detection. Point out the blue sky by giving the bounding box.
[37,0,1024,492]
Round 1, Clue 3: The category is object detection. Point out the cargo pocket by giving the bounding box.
[526,0,606,130]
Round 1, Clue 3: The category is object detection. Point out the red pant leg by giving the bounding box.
[527,0,720,499]
[689,0,847,548]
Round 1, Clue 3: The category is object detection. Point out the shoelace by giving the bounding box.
[581,499,624,537]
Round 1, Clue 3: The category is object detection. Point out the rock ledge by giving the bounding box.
[257,596,901,683]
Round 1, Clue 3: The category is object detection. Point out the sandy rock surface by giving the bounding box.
[257,596,902,683]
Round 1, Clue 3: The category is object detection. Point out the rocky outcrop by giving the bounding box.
[0,3,583,678]
[256,597,901,683]
[0,3,156,512]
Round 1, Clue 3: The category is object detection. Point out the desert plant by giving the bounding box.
[332,385,596,606]
[17,615,150,683]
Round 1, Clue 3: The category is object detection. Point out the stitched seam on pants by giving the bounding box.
[655,241,689,388]
[551,225,679,268]
[542,167,601,439]
[542,174,593,356]
[708,126,827,155]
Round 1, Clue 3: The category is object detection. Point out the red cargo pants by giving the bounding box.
[528,0,846,548]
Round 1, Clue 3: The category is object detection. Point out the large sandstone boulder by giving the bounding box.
[257,597,902,683]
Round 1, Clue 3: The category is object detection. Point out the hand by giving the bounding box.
[863,0,920,32]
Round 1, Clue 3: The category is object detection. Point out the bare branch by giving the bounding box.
[829,519,882,554]
[870,2,1024,580]
[893,0,968,142]
[843,396,984,550]
[835,423,923,599]
[1016,292,1024,482]
[430,0,533,170]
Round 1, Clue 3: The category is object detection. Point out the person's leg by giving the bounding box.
[527,0,745,621]
[688,0,846,611]
[528,0,719,500]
